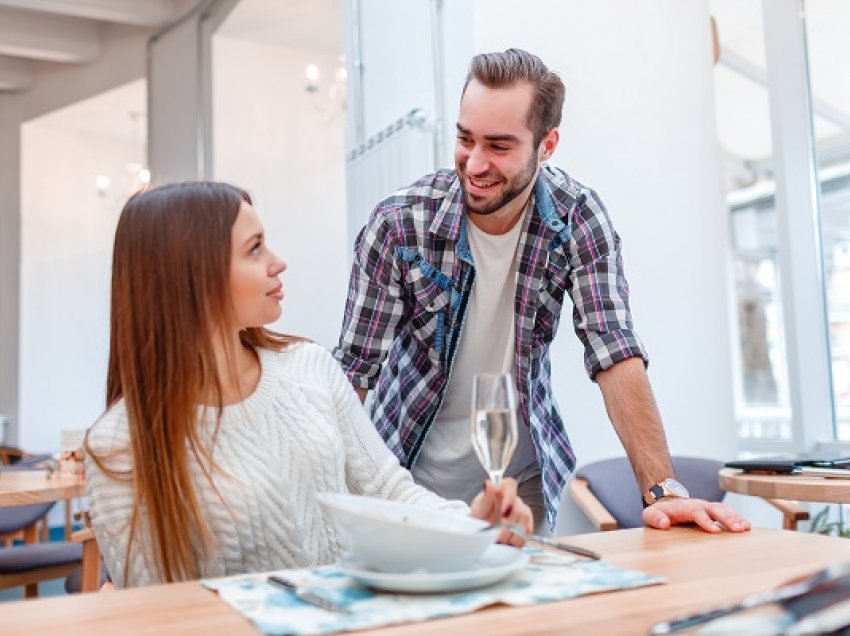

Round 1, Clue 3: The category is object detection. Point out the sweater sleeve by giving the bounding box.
[85,410,162,589]
[312,344,468,514]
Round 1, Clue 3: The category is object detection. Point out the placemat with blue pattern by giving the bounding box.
[202,549,664,635]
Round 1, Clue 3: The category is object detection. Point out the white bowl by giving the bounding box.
[317,492,500,573]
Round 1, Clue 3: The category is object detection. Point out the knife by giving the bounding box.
[495,522,601,560]
[649,562,850,634]
[267,575,352,614]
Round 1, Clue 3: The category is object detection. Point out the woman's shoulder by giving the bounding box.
[261,341,336,371]
[258,342,344,391]
[86,401,130,455]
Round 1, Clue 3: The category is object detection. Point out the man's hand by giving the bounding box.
[470,478,534,547]
[642,498,751,533]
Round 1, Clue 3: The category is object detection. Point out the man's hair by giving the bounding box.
[464,48,565,145]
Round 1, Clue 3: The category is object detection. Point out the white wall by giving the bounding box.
[1,24,148,452]
[19,83,146,452]
[475,3,735,453]
[351,0,739,532]
[213,36,348,348]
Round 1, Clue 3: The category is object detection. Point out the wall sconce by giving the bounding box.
[304,56,347,121]
[95,174,110,197]
[93,111,150,204]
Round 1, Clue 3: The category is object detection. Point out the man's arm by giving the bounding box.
[333,209,406,399]
[595,357,672,493]
[596,357,750,533]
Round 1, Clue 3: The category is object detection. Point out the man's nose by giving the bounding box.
[465,146,490,174]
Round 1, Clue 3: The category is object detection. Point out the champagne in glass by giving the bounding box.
[471,373,518,485]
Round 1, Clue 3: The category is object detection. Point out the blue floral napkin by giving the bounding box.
[202,549,664,635]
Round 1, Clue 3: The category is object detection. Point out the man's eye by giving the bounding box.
[492,145,509,152]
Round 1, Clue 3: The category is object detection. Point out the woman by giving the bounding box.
[85,182,531,588]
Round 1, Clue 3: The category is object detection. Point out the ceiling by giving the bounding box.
[0,0,344,93]
[0,0,193,92]
[217,0,343,54]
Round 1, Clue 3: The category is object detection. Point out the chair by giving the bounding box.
[569,456,809,531]
[0,464,103,597]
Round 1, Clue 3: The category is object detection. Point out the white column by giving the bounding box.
[0,96,22,445]
[147,0,238,183]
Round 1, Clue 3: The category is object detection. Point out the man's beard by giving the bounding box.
[460,151,539,216]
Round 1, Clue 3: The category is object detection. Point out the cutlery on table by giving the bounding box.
[481,522,601,560]
[267,575,352,614]
[648,561,850,634]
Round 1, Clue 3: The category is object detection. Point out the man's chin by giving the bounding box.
[463,191,499,216]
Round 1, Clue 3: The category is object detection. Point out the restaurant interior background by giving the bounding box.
[0,0,848,539]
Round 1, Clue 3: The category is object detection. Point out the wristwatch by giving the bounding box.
[642,478,689,507]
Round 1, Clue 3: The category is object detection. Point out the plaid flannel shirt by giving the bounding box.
[333,166,648,527]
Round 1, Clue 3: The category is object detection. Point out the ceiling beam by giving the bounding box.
[0,6,100,63]
[0,0,179,27]
[0,55,31,90]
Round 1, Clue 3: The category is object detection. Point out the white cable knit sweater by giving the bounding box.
[85,343,468,588]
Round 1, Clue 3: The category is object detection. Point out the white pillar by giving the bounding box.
[0,97,22,445]
[147,0,238,183]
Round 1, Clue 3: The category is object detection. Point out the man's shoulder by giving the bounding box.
[541,165,590,203]
[357,169,458,250]
[373,169,457,221]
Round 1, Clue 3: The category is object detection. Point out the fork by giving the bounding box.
[482,522,601,560]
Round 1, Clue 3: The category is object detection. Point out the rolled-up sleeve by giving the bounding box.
[567,189,649,380]
[333,207,407,389]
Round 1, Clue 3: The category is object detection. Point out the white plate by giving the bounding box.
[339,544,529,593]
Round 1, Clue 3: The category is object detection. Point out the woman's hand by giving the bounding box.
[470,478,533,547]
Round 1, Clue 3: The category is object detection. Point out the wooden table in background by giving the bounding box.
[720,467,850,503]
[4,527,850,635]
[0,470,86,508]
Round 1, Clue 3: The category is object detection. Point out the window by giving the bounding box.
[715,0,850,449]
[804,0,850,440]
[712,0,792,443]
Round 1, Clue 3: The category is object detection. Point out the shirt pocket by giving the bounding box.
[407,270,452,361]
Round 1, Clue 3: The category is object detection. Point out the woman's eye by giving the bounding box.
[250,242,262,255]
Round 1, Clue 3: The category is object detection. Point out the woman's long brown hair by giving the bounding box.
[86,182,300,583]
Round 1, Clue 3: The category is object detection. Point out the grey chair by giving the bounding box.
[569,456,809,531]
[0,462,102,597]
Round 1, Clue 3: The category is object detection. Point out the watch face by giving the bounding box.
[663,479,690,498]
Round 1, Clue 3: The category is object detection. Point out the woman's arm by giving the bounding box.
[317,345,469,513]
[85,415,162,588]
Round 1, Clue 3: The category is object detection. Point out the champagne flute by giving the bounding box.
[471,373,518,525]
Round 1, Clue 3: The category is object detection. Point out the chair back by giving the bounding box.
[574,456,725,529]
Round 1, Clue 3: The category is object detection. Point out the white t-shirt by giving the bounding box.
[412,201,540,503]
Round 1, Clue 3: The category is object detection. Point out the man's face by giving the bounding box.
[455,79,542,216]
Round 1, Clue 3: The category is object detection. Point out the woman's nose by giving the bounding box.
[269,253,287,275]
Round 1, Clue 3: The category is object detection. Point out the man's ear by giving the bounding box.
[539,128,560,161]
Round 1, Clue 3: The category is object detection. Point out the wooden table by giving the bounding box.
[3,526,850,635]
[720,467,850,503]
[0,470,86,508]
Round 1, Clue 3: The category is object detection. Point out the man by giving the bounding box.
[333,48,748,534]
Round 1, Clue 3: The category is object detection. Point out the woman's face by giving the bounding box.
[229,202,287,329]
